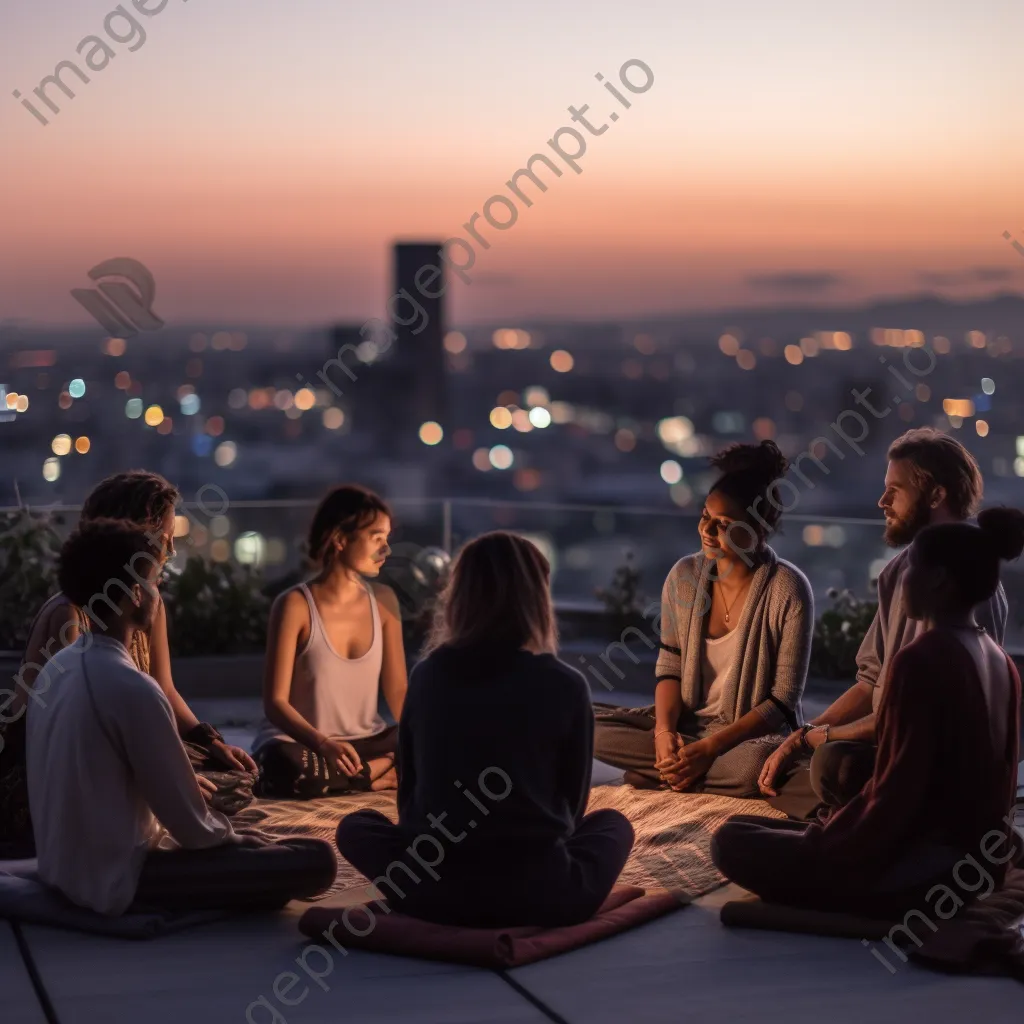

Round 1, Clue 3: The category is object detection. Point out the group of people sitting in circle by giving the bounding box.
[0,426,1019,931]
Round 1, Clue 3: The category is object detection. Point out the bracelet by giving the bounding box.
[183,722,224,750]
[654,728,674,739]
[798,724,815,753]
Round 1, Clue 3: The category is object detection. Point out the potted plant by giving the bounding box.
[0,507,64,654]
[809,586,879,680]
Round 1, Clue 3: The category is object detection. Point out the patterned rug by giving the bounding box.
[238,784,786,903]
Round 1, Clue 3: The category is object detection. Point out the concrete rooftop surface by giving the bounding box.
[5,689,1023,1024]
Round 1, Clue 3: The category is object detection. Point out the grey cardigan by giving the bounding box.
[654,547,813,733]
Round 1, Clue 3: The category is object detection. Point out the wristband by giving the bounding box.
[183,722,225,750]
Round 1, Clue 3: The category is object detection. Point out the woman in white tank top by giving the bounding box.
[253,486,408,799]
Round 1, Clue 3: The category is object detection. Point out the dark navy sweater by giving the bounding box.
[396,643,594,850]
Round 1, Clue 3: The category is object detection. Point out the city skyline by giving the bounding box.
[1,0,1022,326]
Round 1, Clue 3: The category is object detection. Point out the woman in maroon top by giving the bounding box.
[712,507,1023,917]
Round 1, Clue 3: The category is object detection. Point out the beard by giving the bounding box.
[883,494,931,547]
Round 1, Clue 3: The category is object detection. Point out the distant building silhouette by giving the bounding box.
[392,241,447,433]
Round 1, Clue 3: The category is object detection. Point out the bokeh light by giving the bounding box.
[550,350,574,372]
[68,379,86,398]
[489,445,513,470]
[144,404,164,427]
[51,434,72,456]
[214,441,238,467]
[660,460,683,485]
[42,458,60,482]
[419,421,443,445]
[323,408,345,430]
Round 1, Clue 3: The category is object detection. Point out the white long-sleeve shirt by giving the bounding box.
[26,634,235,915]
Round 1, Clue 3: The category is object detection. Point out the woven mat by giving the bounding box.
[239,784,785,902]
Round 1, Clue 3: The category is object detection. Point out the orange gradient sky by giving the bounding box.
[1,0,1022,326]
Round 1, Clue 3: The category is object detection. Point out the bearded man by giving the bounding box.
[760,428,1008,820]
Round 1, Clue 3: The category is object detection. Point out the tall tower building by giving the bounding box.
[393,241,446,434]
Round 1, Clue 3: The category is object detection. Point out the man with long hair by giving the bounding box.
[760,428,1008,819]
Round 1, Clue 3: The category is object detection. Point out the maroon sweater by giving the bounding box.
[804,628,1020,882]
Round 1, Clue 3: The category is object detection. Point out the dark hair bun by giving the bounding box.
[977,506,1024,561]
[710,440,788,482]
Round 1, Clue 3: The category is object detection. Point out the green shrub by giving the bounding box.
[162,555,270,657]
[0,508,64,651]
[595,551,650,635]
[810,587,878,680]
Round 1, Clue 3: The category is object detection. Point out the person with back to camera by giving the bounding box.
[336,532,635,928]
[760,428,1008,820]
[712,508,1023,916]
[253,485,408,798]
[593,440,814,797]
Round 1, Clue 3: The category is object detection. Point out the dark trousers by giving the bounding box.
[335,807,635,929]
[132,838,337,912]
[593,703,777,799]
[767,740,877,820]
[711,814,960,918]
[254,726,398,800]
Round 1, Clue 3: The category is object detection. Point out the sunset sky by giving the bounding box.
[1,0,1022,327]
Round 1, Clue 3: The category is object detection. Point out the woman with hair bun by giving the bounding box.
[713,508,1024,916]
[253,485,407,798]
[594,440,814,797]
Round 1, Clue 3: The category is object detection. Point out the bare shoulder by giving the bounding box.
[370,581,402,620]
[271,587,312,629]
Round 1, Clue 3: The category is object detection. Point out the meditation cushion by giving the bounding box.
[298,884,683,967]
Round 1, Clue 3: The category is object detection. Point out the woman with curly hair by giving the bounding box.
[593,440,814,797]
[0,471,256,856]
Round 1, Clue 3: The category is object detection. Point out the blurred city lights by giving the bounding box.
[180,393,201,416]
[489,445,513,470]
[660,460,683,485]
[322,408,345,430]
[42,458,60,482]
[444,331,467,354]
[214,441,238,467]
[295,388,316,411]
[75,436,90,454]
[235,531,266,567]
[489,407,513,429]
[126,398,143,419]
[419,421,443,445]
[68,378,86,398]
[51,434,72,456]
[550,350,574,372]
[982,378,995,395]
[528,407,552,428]
[144,404,164,427]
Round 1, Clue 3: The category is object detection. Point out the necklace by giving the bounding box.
[717,579,748,625]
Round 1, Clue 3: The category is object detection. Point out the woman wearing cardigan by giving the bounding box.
[594,441,813,797]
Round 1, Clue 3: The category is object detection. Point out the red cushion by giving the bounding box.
[298,884,683,968]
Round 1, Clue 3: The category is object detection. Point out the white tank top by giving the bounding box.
[252,582,387,752]
[698,627,739,721]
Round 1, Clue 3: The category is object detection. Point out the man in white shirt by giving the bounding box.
[27,519,336,916]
